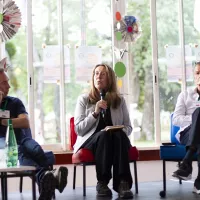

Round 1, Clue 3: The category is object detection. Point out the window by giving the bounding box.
[6,0,195,151]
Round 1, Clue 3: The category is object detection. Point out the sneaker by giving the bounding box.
[39,171,57,200]
[193,179,200,194]
[118,181,134,199]
[52,166,68,193]
[96,181,112,197]
[172,162,192,180]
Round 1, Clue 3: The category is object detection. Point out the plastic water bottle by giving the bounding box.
[5,119,18,167]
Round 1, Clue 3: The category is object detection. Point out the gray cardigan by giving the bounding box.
[73,93,132,153]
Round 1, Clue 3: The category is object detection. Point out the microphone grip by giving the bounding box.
[100,90,106,118]
[100,97,106,118]
[101,108,105,119]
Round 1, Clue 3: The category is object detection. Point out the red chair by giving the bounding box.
[70,117,139,196]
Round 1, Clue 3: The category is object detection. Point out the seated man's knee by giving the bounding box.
[23,139,44,157]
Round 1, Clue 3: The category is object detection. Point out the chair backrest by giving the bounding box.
[69,117,77,150]
[170,113,180,144]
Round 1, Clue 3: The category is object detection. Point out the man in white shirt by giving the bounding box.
[172,61,200,194]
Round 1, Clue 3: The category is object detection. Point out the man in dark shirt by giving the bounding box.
[0,69,68,200]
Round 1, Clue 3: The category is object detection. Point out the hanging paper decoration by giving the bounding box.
[114,62,126,78]
[113,47,127,78]
[117,79,123,88]
[0,0,21,42]
[114,15,142,43]
[115,11,122,41]
[114,46,128,60]
[116,31,122,41]
[116,11,121,21]
[0,57,8,71]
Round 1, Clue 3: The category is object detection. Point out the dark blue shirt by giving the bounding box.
[0,96,32,145]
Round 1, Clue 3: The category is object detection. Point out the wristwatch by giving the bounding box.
[92,111,99,118]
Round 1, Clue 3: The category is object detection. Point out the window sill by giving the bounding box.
[53,148,161,165]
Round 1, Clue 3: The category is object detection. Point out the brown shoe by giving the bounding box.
[118,181,133,199]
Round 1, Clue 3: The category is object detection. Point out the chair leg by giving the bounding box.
[133,161,138,194]
[1,173,4,199]
[163,160,166,192]
[178,161,182,184]
[159,160,167,197]
[73,165,76,189]
[19,176,23,193]
[83,164,86,196]
[31,171,36,200]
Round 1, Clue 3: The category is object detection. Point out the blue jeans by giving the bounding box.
[18,138,55,184]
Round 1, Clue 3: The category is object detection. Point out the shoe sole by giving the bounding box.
[172,173,192,181]
[57,166,68,193]
[39,172,56,200]
[193,186,200,194]
[96,189,112,197]
[97,193,112,197]
[118,192,134,199]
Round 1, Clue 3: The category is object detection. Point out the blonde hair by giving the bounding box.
[88,64,121,108]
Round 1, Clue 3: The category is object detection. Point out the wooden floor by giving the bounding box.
[2,180,200,200]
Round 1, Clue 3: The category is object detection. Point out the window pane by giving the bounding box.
[156,0,182,142]
[184,0,199,88]
[6,27,28,107]
[63,0,112,149]
[6,0,28,109]
[127,0,155,147]
[32,0,61,145]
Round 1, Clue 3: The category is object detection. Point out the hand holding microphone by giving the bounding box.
[94,89,107,118]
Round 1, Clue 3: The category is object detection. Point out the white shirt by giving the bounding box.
[173,87,200,141]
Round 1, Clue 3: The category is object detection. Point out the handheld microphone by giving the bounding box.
[100,89,106,118]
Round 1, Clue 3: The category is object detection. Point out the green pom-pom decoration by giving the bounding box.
[116,32,122,41]
[114,62,126,77]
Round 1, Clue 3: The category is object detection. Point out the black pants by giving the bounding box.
[180,107,200,154]
[80,130,133,192]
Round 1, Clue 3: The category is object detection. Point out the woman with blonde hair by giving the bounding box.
[74,64,133,199]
